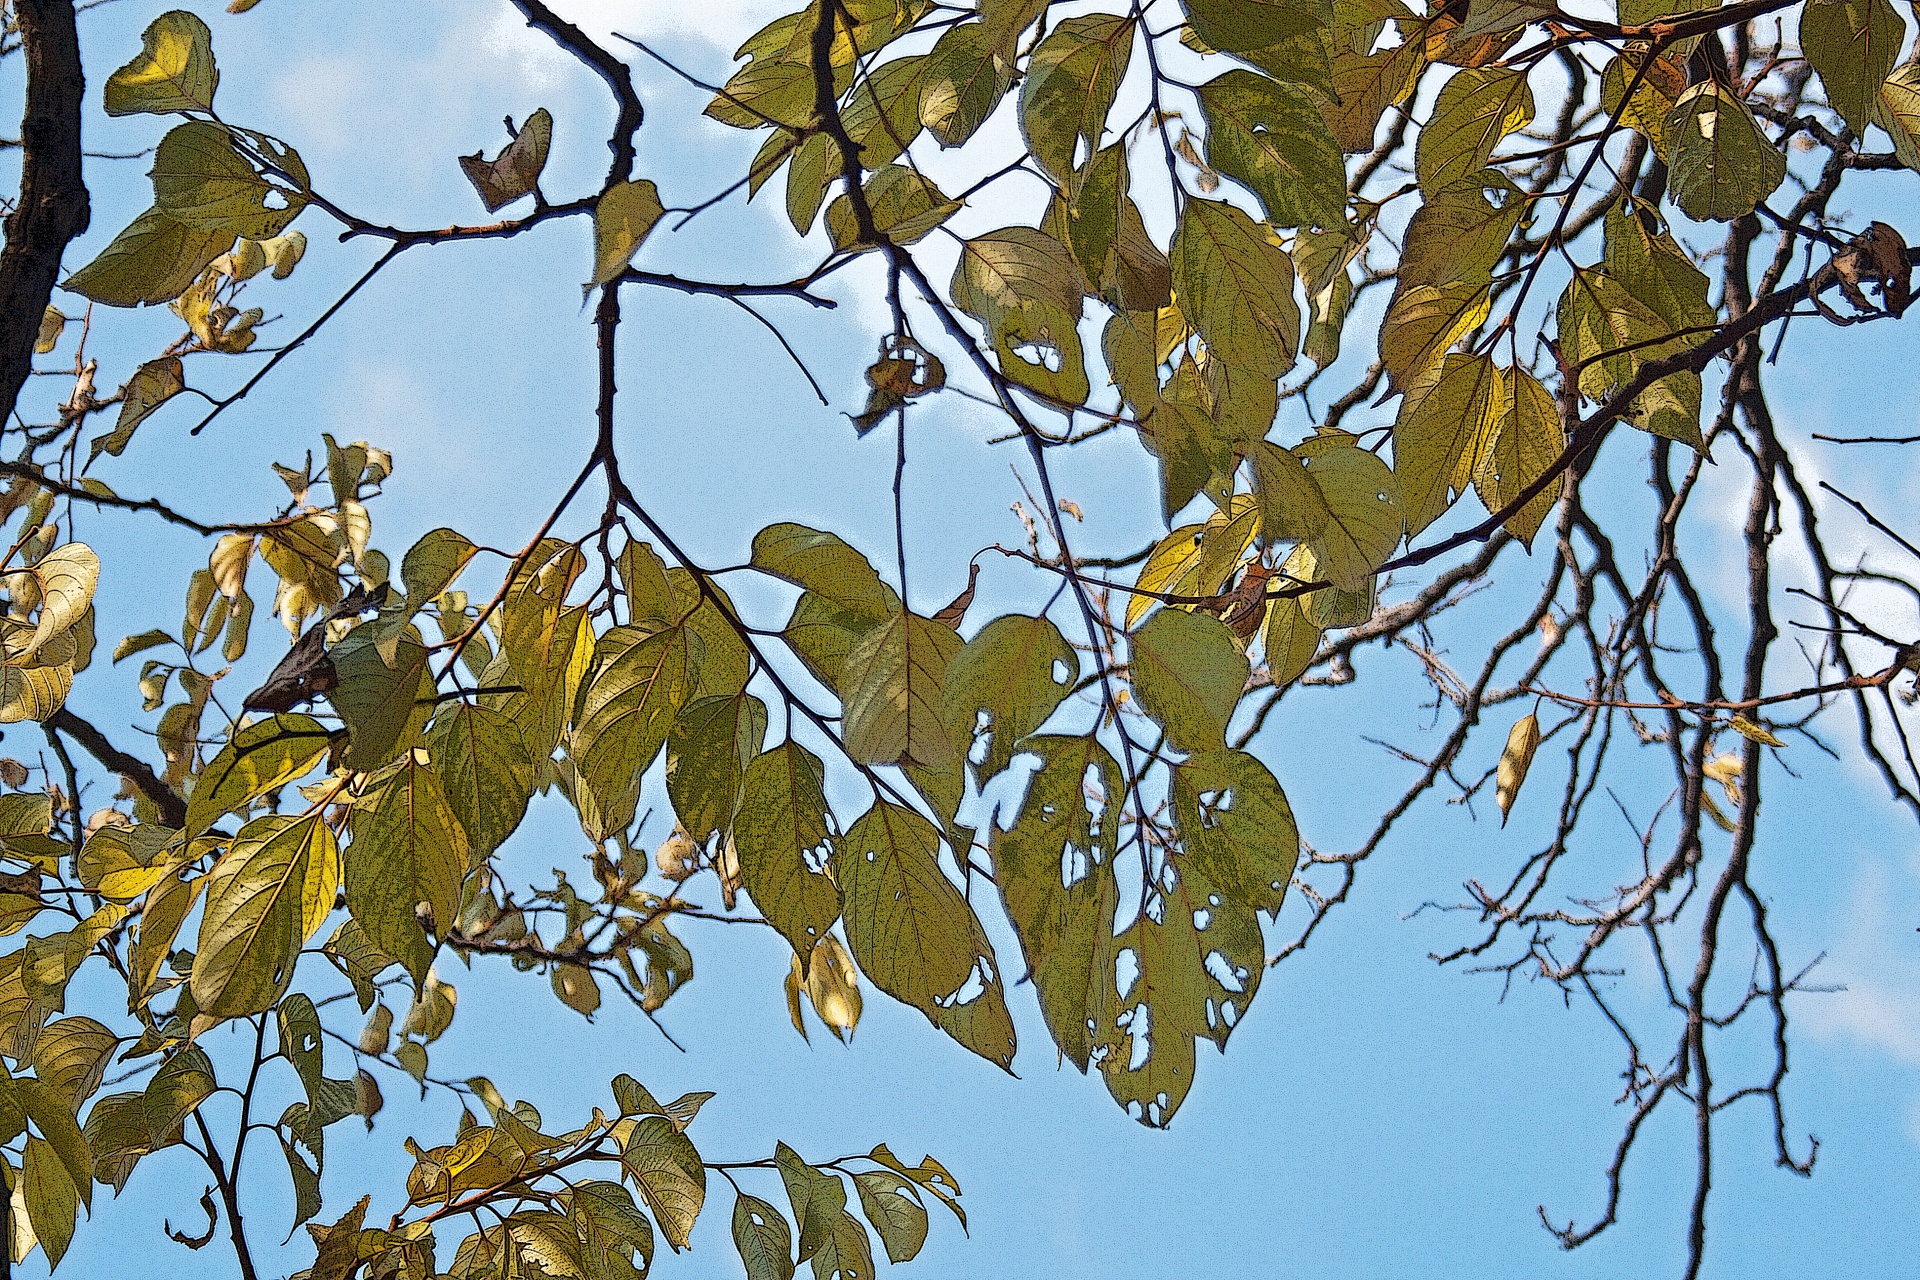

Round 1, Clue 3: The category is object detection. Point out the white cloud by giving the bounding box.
[1799,864,1920,1064]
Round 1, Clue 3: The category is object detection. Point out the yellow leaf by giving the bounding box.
[1495,712,1540,825]
[104,10,218,117]
[591,179,665,287]
[1728,715,1786,748]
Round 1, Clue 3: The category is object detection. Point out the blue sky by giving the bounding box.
[10,0,1920,1276]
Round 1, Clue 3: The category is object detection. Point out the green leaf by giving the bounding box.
[185,712,330,838]
[1392,351,1500,536]
[853,1171,928,1263]
[838,608,962,768]
[1261,593,1321,685]
[1295,222,1361,368]
[151,122,308,239]
[17,1077,91,1210]
[1197,70,1347,230]
[1399,176,1525,293]
[1172,198,1298,379]
[733,1193,796,1280]
[950,227,1091,404]
[571,623,695,842]
[1095,858,1263,1127]
[82,1092,150,1194]
[842,55,929,168]
[22,1135,78,1269]
[1284,541,1373,628]
[91,356,185,463]
[1183,0,1331,51]
[1171,749,1299,914]
[666,692,766,845]
[784,587,899,689]
[1471,364,1565,544]
[1664,83,1786,222]
[919,22,1013,148]
[1415,67,1534,196]
[1249,439,1331,546]
[277,991,326,1104]
[810,1211,876,1280]
[620,1115,706,1252]
[1320,16,1425,153]
[991,734,1123,1071]
[569,1179,656,1276]
[1298,443,1404,591]
[1018,15,1135,188]
[735,742,842,963]
[105,10,218,116]
[401,529,478,608]
[1800,0,1905,136]
[777,1142,846,1264]
[346,756,470,983]
[281,1136,323,1233]
[836,803,1015,1067]
[943,613,1076,781]
[1604,200,1714,329]
[592,179,666,286]
[427,702,535,860]
[1129,607,1248,754]
[753,524,892,619]
[1378,277,1493,400]
[30,1018,117,1110]
[192,813,338,1018]
[825,166,963,250]
[328,625,431,772]
[459,108,554,212]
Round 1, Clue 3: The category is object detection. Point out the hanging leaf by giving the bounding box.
[1414,66,1534,196]
[185,712,330,838]
[950,227,1091,404]
[991,734,1123,1071]
[733,740,840,959]
[943,613,1076,781]
[619,1116,706,1251]
[1494,712,1541,825]
[919,22,1014,148]
[1171,749,1299,915]
[151,121,308,240]
[1129,606,1248,755]
[838,608,962,768]
[193,813,338,1018]
[1297,444,1403,592]
[345,756,470,983]
[427,702,536,860]
[836,803,1015,1067]
[1800,0,1904,136]
[1018,15,1135,189]
[1172,198,1299,379]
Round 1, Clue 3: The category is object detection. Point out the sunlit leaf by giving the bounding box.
[592,179,666,286]
[105,10,217,116]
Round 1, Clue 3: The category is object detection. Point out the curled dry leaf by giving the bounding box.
[1495,712,1540,826]
[458,108,553,213]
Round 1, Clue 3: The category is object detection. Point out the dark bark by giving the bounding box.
[0,0,90,425]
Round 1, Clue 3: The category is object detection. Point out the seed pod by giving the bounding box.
[1495,712,1541,826]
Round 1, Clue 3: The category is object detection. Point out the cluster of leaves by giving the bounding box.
[1,0,1917,1275]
